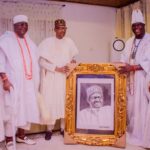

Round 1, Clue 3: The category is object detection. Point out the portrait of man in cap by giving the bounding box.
[76,80,114,132]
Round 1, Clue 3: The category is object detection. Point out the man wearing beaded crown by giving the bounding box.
[0,14,40,150]
[118,9,150,148]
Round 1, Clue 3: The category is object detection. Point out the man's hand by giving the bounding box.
[70,59,76,63]
[3,79,13,92]
[118,63,133,74]
[55,66,70,74]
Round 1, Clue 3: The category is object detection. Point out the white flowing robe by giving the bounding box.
[39,36,78,125]
[120,33,150,147]
[0,31,40,130]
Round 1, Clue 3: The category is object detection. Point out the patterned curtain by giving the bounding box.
[115,0,147,40]
[0,0,63,44]
[144,0,150,33]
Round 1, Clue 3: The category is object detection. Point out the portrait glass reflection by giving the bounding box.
[76,74,115,134]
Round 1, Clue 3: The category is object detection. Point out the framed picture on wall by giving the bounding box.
[65,63,126,147]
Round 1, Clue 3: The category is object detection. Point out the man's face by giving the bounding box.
[14,22,28,38]
[132,22,145,39]
[88,92,104,109]
[54,25,67,39]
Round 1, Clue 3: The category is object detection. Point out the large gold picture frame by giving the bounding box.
[65,63,126,147]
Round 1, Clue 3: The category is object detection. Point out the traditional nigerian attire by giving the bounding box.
[39,36,78,125]
[77,106,114,130]
[0,31,40,132]
[120,33,150,147]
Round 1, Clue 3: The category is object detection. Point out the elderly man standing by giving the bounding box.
[0,15,40,150]
[39,19,78,140]
[118,9,150,148]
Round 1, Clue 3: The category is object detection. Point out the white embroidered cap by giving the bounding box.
[131,9,145,24]
[86,85,103,101]
[13,15,28,24]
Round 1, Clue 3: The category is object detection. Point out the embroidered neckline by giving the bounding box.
[131,36,144,59]
[16,34,32,80]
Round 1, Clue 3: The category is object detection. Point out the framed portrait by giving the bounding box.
[65,63,126,147]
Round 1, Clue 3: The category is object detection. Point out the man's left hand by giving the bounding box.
[70,59,76,63]
[118,63,133,74]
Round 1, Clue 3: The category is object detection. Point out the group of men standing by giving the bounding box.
[0,15,78,150]
[1,8,150,150]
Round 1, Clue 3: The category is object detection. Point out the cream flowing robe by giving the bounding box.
[0,31,40,130]
[120,33,150,147]
[39,36,78,125]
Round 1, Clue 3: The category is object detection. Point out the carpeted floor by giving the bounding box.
[0,132,146,150]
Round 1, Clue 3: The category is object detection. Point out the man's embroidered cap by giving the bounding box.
[13,15,28,24]
[131,9,145,24]
[86,85,103,100]
[55,19,66,27]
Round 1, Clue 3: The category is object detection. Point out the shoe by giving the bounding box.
[16,136,36,145]
[5,141,15,150]
[45,131,53,140]
[60,130,64,137]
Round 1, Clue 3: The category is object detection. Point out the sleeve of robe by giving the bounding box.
[0,48,6,73]
[39,57,56,72]
[140,46,150,75]
[38,38,56,72]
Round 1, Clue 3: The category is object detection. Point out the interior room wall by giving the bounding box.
[59,2,116,63]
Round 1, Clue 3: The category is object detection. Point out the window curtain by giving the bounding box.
[0,0,63,44]
[115,0,149,40]
[144,0,150,33]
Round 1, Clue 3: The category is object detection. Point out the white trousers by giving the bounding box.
[4,121,13,137]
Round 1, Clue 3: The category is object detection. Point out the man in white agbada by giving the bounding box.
[0,15,40,150]
[77,85,114,130]
[118,9,150,148]
[38,19,78,140]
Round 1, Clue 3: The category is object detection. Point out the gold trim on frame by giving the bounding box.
[65,63,126,147]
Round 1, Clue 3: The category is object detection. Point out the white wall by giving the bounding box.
[59,2,116,63]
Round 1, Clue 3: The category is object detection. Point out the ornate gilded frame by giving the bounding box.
[65,63,126,147]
